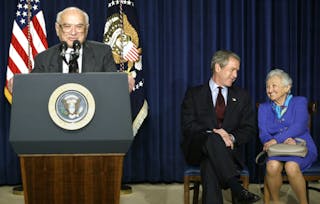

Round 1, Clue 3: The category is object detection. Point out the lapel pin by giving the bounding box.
[232,98,237,102]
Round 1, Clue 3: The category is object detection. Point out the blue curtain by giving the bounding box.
[1,0,320,184]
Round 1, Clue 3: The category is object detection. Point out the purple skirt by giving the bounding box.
[267,151,317,171]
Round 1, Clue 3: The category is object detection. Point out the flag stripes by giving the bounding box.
[5,0,48,103]
[123,41,139,62]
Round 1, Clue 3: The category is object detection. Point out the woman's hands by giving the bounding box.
[263,139,277,151]
[284,137,296,145]
[263,137,296,151]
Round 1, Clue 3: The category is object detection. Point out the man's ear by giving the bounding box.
[84,24,90,37]
[215,63,221,73]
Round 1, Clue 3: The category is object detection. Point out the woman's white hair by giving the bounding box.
[266,68,293,87]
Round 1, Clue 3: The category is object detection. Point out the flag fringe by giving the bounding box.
[4,87,12,104]
[132,99,148,136]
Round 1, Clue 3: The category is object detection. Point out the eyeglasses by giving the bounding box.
[58,23,87,33]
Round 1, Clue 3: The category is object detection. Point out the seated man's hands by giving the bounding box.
[213,128,234,149]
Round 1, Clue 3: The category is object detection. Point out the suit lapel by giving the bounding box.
[204,83,217,126]
[82,42,95,72]
[50,46,63,72]
[225,87,239,119]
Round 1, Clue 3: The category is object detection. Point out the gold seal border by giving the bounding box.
[48,83,95,131]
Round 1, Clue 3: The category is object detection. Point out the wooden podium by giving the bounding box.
[20,154,124,204]
[10,73,133,204]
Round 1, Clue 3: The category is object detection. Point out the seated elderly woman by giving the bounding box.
[258,69,318,204]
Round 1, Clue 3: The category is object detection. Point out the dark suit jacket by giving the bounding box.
[181,81,257,166]
[32,40,117,73]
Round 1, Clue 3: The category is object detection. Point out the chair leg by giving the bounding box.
[184,177,190,204]
[192,182,200,204]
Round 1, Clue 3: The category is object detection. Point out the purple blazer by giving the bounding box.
[258,96,318,171]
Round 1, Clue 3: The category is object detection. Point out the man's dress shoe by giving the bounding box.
[236,189,261,203]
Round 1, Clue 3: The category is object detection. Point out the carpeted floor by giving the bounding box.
[0,182,319,204]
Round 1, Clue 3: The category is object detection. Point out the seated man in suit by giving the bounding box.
[181,50,260,204]
[8,7,134,92]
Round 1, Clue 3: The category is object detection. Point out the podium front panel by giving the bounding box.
[10,72,133,154]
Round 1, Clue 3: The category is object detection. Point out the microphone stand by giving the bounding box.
[68,52,79,73]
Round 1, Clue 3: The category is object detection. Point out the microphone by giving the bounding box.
[59,41,68,57]
[72,40,81,57]
[59,41,68,64]
[69,40,81,73]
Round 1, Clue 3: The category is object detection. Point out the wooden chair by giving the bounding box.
[184,165,249,204]
[263,101,320,203]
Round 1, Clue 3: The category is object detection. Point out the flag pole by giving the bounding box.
[12,0,32,195]
[119,1,125,72]
[27,0,32,72]
[118,0,133,195]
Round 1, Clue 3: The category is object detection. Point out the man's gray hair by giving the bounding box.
[211,50,240,73]
[266,68,293,87]
[56,7,89,25]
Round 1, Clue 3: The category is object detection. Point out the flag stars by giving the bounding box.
[20,18,26,25]
[33,5,38,11]
[108,0,134,7]
[15,0,40,26]
[134,80,144,90]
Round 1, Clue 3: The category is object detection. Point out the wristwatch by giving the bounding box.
[229,134,236,143]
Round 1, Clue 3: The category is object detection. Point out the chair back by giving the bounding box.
[308,102,317,130]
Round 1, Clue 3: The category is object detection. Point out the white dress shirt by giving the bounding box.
[62,47,83,73]
[209,78,228,107]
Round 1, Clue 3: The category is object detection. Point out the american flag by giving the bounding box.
[104,0,148,136]
[4,0,48,103]
[123,41,139,62]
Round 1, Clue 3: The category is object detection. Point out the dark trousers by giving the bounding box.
[200,134,238,204]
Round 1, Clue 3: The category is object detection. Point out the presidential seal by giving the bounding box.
[48,83,95,130]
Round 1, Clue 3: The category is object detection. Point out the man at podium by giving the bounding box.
[9,7,135,203]
[8,7,134,93]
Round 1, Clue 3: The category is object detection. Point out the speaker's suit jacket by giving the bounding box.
[32,40,116,73]
[181,81,257,166]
